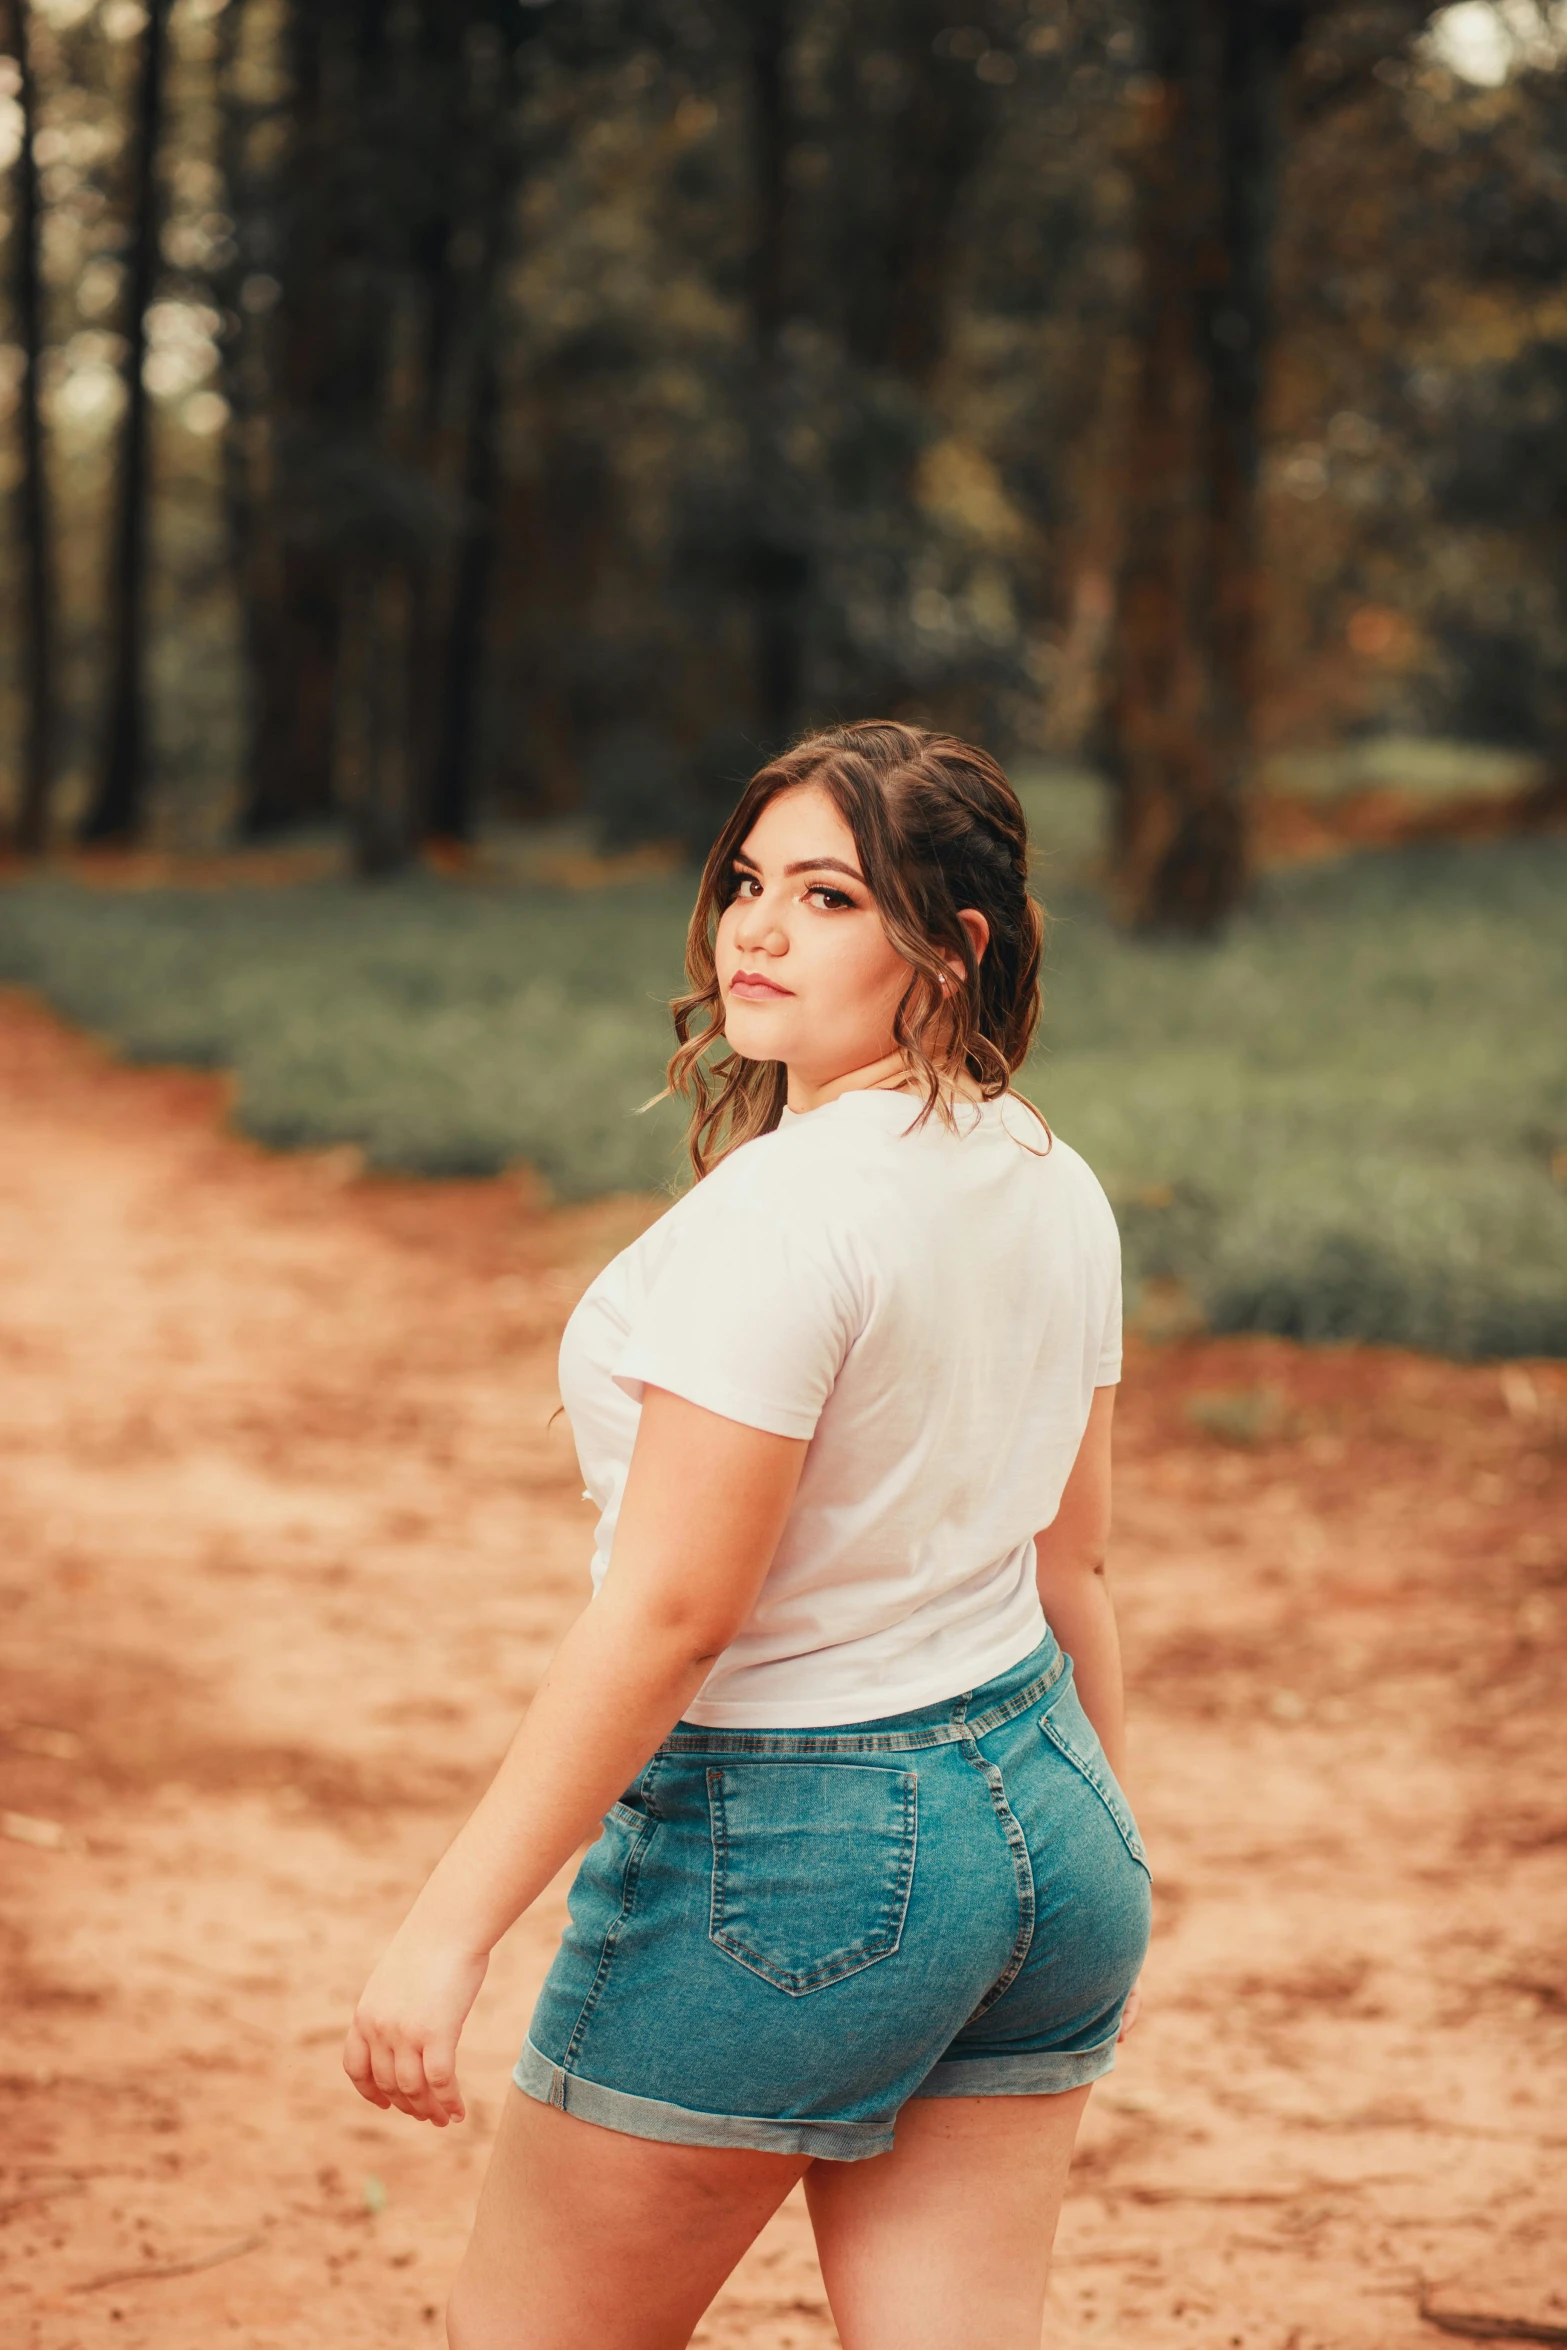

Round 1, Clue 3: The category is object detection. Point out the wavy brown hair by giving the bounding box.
[667,721,1046,1179]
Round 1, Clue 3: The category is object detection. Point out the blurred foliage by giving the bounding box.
[4,2,1567,852]
[2,827,1562,1354]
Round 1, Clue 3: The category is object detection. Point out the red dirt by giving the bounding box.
[1,989,1563,2350]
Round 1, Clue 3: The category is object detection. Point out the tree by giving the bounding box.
[212,0,336,841]
[426,168,509,845]
[1103,0,1442,931]
[222,0,534,867]
[744,0,1027,748]
[410,9,532,847]
[79,0,170,845]
[1416,49,1567,817]
[2,0,54,854]
[1102,0,1307,929]
[746,0,803,749]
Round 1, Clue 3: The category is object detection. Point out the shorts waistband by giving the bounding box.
[656,1634,1068,1757]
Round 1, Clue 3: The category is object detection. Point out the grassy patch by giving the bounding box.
[1035,843,1566,1358]
[0,874,695,1195]
[1,837,1563,1357]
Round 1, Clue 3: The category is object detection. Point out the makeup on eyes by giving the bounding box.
[731,859,866,902]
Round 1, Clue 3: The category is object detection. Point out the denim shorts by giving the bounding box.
[515,1631,1151,2161]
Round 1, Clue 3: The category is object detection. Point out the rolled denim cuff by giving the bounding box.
[513,2037,896,2162]
[912,2028,1120,2100]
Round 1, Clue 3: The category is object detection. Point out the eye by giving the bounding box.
[806,884,856,911]
[729,869,762,900]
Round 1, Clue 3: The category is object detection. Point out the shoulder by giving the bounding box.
[644,1122,880,1288]
[1037,1127,1106,1194]
[1032,1125,1122,1244]
[687,1114,883,1217]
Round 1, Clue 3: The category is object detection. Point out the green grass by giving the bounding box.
[2,837,1563,1358]
[1033,846,1566,1358]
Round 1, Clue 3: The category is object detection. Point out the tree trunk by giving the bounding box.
[338,553,418,876]
[840,0,996,390]
[329,3,455,873]
[748,0,807,751]
[427,322,499,844]
[80,0,170,845]
[4,0,54,855]
[419,11,531,846]
[215,0,337,838]
[230,3,342,836]
[1103,0,1304,932]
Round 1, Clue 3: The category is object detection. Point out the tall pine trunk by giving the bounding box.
[747,0,806,751]
[230,4,341,836]
[214,0,338,840]
[5,0,54,854]
[1103,0,1303,932]
[337,550,418,875]
[80,0,170,844]
[413,10,524,849]
[428,293,501,844]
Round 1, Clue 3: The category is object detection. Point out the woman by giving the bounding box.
[344,721,1150,2350]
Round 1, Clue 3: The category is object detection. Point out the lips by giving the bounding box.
[729,970,793,1001]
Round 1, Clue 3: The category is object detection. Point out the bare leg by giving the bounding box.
[447,2087,811,2350]
[805,2087,1092,2350]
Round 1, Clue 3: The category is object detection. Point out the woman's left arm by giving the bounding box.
[342,1386,806,2129]
[1033,1383,1142,2042]
[1033,1386,1123,1777]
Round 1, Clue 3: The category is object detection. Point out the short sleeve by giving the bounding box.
[1095,1258,1123,1385]
[613,1155,862,1439]
[1090,1174,1123,1385]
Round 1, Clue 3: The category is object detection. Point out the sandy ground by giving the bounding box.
[1,989,1564,2350]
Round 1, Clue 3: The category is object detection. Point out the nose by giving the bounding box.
[731,890,788,958]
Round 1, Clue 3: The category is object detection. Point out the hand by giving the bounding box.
[343,1927,489,2127]
[1117,1979,1142,2042]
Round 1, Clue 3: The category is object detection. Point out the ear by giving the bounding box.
[942,908,990,986]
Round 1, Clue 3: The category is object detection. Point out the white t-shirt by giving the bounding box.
[557,1087,1122,1727]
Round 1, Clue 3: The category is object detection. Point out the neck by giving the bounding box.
[785,1049,911,1115]
[785,1051,983,1115]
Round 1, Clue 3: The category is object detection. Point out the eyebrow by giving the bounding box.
[732,852,867,884]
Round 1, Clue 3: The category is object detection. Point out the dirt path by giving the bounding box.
[1,989,1563,2350]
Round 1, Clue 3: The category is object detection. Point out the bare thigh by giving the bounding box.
[446,2087,810,2350]
[805,2087,1092,2350]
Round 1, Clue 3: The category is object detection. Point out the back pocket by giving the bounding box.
[706,1762,918,1997]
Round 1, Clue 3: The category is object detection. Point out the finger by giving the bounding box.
[375,2068,427,2124]
[409,2063,460,2128]
[361,2029,443,2125]
[394,2046,447,2126]
[423,2043,465,2126]
[343,2026,391,2108]
[369,2035,403,2097]
[342,2024,373,2088]
[382,2041,458,2129]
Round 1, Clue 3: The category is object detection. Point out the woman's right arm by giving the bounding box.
[1033,1385,1125,1778]
[343,1385,806,2129]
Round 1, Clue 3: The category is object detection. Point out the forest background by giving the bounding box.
[0,0,1564,1358]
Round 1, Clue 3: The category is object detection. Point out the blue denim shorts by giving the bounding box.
[515,1631,1151,2161]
